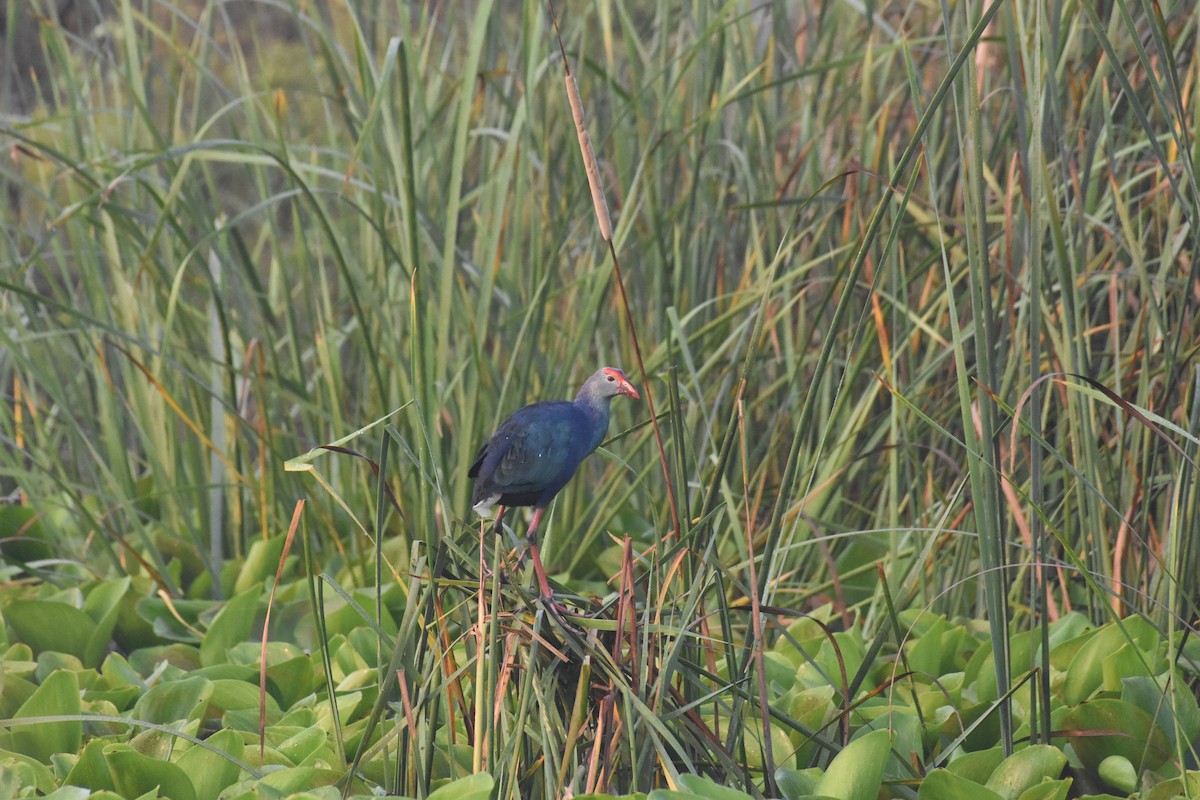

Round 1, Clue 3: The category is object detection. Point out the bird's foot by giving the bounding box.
[491,546,526,586]
[538,593,583,631]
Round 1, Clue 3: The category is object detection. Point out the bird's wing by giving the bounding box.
[467,441,488,479]
[488,410,580,494]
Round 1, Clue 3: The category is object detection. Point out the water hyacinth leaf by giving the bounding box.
[112,582,162,657]
[426,772,494,800]
[1059,698,1171,773]
[133,675,213,726]
[788,686,836,764]
[775,766,822,799]
[5,601,99,665]
[128,724,179,761]
[37,650,85,676]
[811,728,892,800]
[1063,618,1159,706]
[320,589,400,640]
[252,766,345,793]
[963,640,993,697]
[63,740,118,792]
[1097,755,1137,795]
[276,710,319,734]
[105,745,198,800]
[1099,644,1161,694]
[740,722,796,770]
[1121,675,1200,749]
[941,702,1002,752]
[881,712,923,780]
[79,578,131,665]
[907,616,966,677]
[11,669,82,762]
[0,506,55,563]
[919,768,1003,800]
[797,632,866,691]
[265,655,315,709]
[276,726,332,766]
[676,774,756,799]
[973,628,1035,704]
[86,681,139,714]
[81,578,131,624]
[0,661,36,713]
[1045,613,1091,651]
[762,650,800,693]
[42,784,100,800]
[782,607,836,654]
[175,728,245,800]
[209,678,279,720]
[428,742,473,782]
[1013,778,1071,800]
[946,747,1004,784]
[233,537,289,596]
[134,598,213,644]
[199,590,262,667]
[191,664,257,684]
[983,745,1067,800]
[100,652,143,690]
[1142,772,1200,800]
[0,750,58,794]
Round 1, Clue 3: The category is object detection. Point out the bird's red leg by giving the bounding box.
[526,507,555,600]
[495,505,529,574]
[479,506,506,581]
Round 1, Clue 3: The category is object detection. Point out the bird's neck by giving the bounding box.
[575,392,613,443]
[575,387,611,412]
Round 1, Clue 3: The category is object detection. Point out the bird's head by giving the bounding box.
[589,367,640,401]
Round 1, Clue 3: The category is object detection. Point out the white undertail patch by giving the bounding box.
[473,494,500,517]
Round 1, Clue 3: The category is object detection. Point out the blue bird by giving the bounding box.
[469,367,639,598]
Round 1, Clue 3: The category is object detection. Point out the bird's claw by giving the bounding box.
[538,594,583,631]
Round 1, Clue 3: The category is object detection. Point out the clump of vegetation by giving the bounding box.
[1,1,1197,798]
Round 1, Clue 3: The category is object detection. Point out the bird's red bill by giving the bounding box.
[604,368,640,399]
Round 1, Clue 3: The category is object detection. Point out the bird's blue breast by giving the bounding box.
[479,400,611,506]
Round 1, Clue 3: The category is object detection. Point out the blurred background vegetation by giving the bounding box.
[2,0,1199,795]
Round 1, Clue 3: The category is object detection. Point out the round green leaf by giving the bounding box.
[984,745,1067,800]
[6,601,97,666]
[812,728,892,800]
[775,766,822,799]
[175,729,245,800]
[12,669,82,762]
[919,768,1003,800]
[676,774,755,799]
[133,675,213,726]
[105,745,198,800]
[1015,778,1071,800]
[1097,755,1137,794]
[426,772,494,800]
[199,590,262,668]
[1060,698,1171,773]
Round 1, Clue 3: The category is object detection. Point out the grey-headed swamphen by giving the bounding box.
[469,367,639,598]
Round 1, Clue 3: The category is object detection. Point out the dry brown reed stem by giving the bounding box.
[548,0,681,539]
[260,499,306,760]
[739,393,776,788]
[565,71,611,241]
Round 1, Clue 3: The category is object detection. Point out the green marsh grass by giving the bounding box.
[2,0,1199,796]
